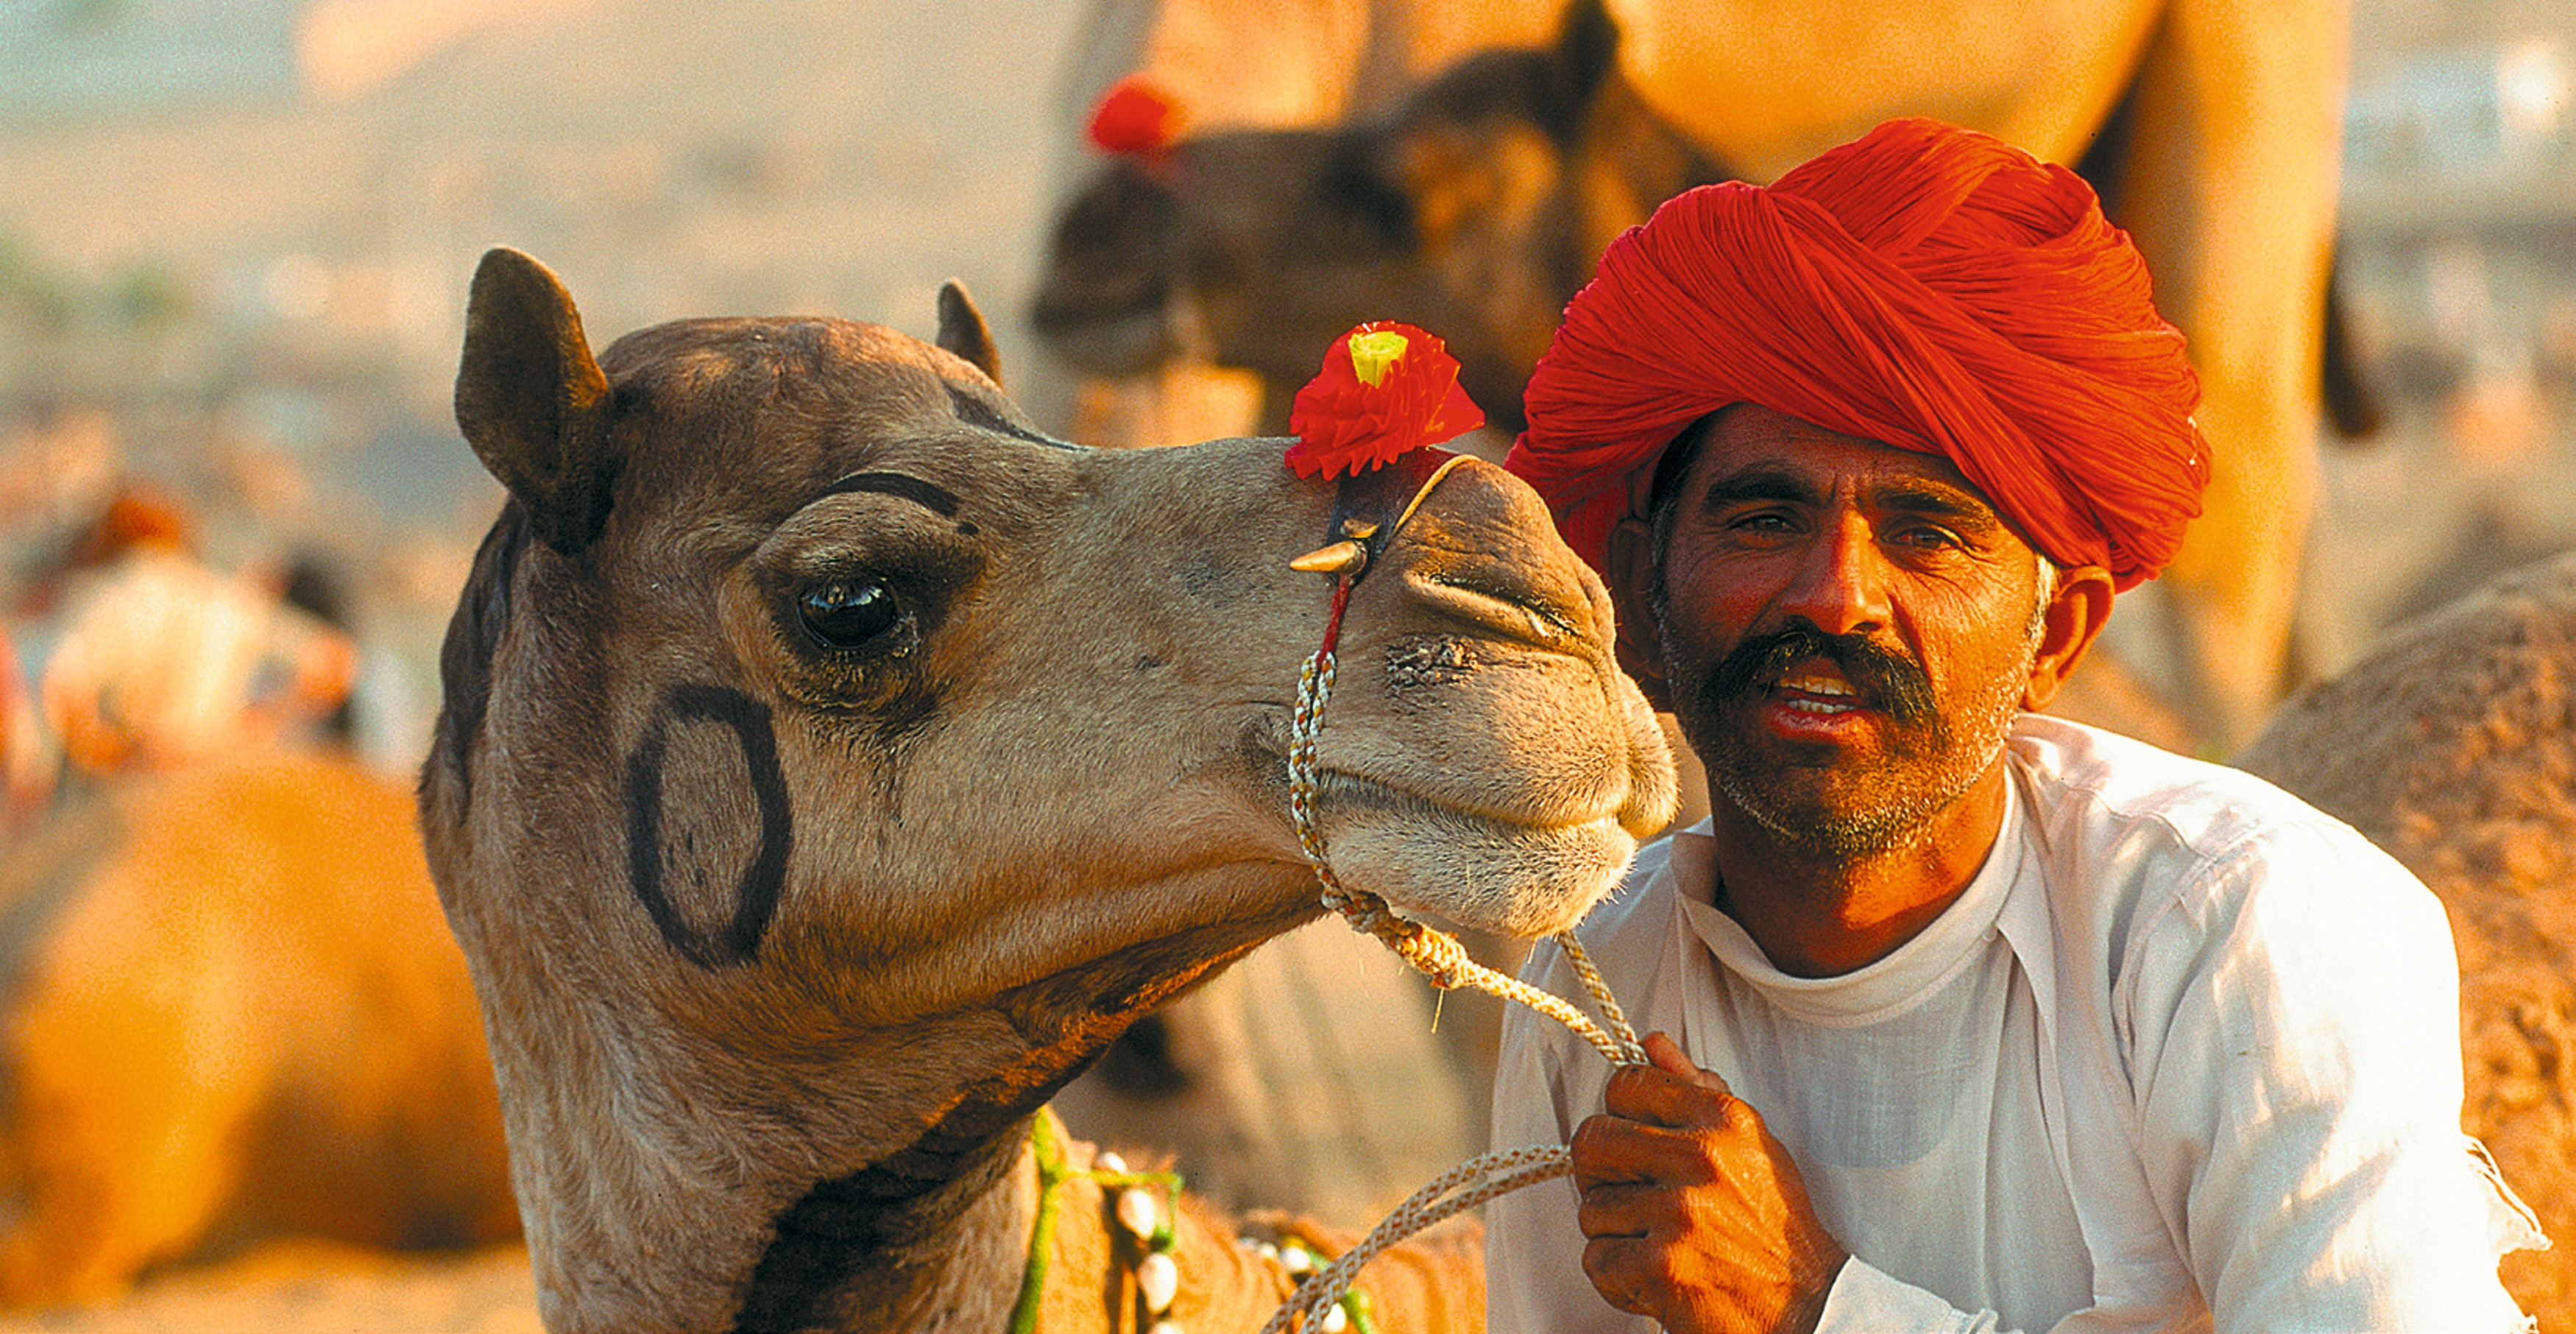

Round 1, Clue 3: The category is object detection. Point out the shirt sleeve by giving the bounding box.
[2119,819,2540,1331]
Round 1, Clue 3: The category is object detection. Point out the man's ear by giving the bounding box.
[1605,516,1671,711]
[2023,563,2116,712]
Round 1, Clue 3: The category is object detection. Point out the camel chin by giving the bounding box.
[1318,800,1644,939]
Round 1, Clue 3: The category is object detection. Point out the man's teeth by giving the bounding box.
[1777,675,1861,714]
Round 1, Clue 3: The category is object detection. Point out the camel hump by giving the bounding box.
[453,247,618,557]
[935,280,1003,386]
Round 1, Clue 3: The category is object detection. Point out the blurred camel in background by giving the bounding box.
[1034,0,2361,755]
[0,452,517,1310]
[0,752,517,1308]
[34,490,358,779]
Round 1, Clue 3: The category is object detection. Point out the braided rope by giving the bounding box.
[1555,931,1644,1065]
[1259,1144,1574,1334]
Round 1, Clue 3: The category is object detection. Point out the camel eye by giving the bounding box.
[797,579,900,651]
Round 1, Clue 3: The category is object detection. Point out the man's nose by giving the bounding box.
[1775,515,1892,638]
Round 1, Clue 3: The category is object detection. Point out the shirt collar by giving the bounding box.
[1672,771,2031,1023]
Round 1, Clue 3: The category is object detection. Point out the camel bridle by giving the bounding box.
[1006,452,1653,1334]
[1266,452,1647,1334]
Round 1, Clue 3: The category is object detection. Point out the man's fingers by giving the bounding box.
[1604,1051,1736,1130]
[1579,1236,1662,1318]
[1643,1031,1729,1094]
[1571,1109,1730,1199]
[1574,1179,1663,1241]
[1570,1111,1661,1190]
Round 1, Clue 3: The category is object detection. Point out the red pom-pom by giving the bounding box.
[1088,75,1180,156]
[1284,322,1485,480]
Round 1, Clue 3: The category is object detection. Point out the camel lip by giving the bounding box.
[1309,766,1623,837]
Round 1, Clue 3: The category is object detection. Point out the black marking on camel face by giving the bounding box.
[624,683,793,969]
[815,470,963,518]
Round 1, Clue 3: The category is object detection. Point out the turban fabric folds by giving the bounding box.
[1504,117,2208,592]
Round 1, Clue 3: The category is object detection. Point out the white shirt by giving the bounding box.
[1487,716,2544,1333]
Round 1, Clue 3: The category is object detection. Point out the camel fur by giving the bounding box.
[420,247,1673,1333]
[2237,552,2576,1330]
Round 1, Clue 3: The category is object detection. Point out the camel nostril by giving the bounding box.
[1411,568,1579,651]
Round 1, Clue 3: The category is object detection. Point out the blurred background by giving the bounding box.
[0,0,1097,786]
[0,0,2569,1327]
[2321,0,2576,671]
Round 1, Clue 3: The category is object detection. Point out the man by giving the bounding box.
[1486,117,2544,1333]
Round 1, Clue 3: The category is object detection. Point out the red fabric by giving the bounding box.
[1504,117,2207,591]
[1285,322,1485,479]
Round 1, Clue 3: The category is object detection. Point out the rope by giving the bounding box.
[1267,460,1651,1330]
[1257,1144,1577,1334]
[1287,590,1640,1067]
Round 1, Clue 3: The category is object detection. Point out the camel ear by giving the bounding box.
[935,280,1003,386]
[454,248,618,556]
[1542,0,1621,143]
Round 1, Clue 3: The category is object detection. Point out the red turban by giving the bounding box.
[1504,117,2207,592]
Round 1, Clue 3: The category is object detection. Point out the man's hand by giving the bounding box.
[1571,1031,1850,1334]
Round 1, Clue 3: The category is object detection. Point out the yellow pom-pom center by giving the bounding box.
[1347,331,1410,387]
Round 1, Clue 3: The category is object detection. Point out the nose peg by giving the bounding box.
[1290,539,1367,576]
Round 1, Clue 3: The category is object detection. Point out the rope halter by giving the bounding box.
[1270,452,1646,1334]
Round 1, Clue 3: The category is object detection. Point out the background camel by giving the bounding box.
[1025,0,1576,450]
[420,247,1673,1331]
[2237,551,2576,1330]
[0,751,517,1309]
[1032,0,2352,755]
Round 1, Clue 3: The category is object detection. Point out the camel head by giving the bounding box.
[1030,0,1716,435]
[420,247,1671,1330]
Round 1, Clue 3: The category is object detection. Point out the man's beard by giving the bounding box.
[1671,620,2031,858]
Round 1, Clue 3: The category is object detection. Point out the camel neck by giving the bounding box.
[732,1115,1033,1332]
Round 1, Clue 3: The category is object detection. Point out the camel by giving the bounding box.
[419,247,1674,1332]
[1025,0,1577,453]
[2235,552,2576,1330]
[1030,0,2352,754]
[0,749,517,1308]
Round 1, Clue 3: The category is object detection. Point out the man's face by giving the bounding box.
[1647,406,2051,857]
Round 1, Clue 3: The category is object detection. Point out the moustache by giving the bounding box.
[1699,621,1938,727]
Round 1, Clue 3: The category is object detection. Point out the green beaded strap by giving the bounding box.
[1007,1112,1072,1334]
[1009,1111,1184,1334]
[1011,1110,1377,1333]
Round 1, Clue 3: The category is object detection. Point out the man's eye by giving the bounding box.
[1892,525,1963,551]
